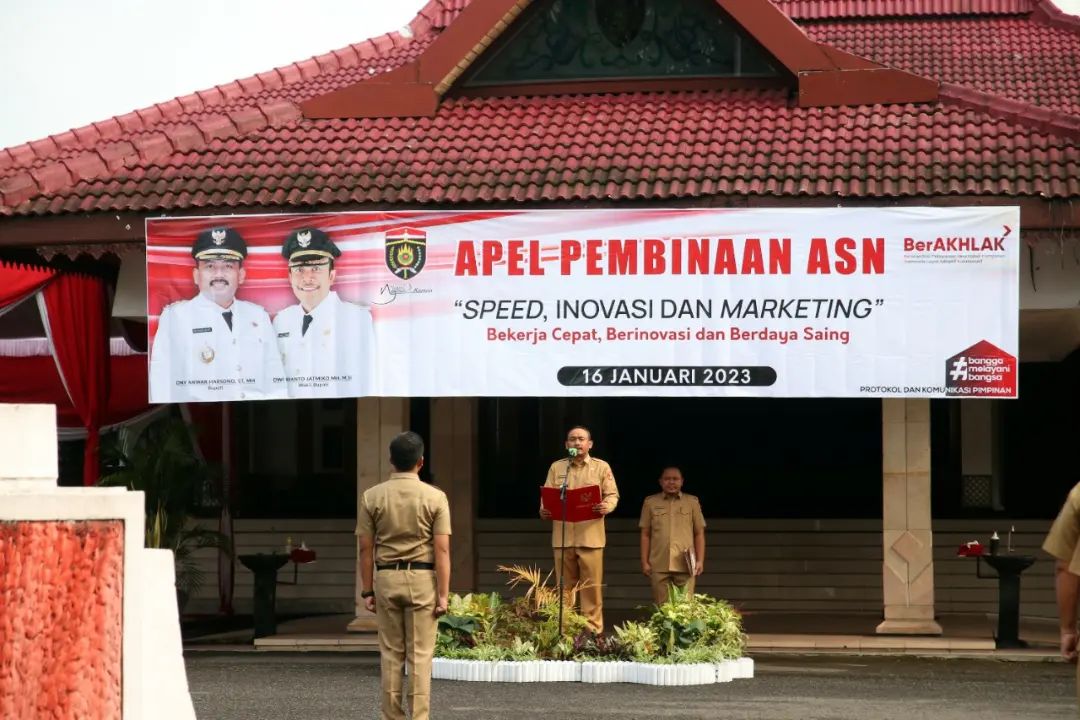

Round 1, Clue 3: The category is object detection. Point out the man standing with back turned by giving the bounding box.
[540,425,619,634]
[1043,481,1080,709]
[357,432,451,720]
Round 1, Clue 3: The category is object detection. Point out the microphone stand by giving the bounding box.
[558,453,572,638]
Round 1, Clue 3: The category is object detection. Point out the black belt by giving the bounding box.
[376,561,434,570]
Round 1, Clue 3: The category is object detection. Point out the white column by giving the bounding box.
[348,397,409,633]
[430,398,478,593]
[0,404,58,489]
[877,398,943,635]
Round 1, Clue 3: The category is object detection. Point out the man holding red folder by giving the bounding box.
[539,426,619,634]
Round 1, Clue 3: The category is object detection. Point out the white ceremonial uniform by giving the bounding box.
[273,291,375,398]
[149,293,286,403]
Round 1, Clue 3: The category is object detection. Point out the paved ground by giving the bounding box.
[186,653,1077,720]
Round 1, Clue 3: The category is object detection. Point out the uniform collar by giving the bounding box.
[569,454,593,467]
[388,472,421,482]
[304,291,341,320]
[193,291,237,312]
[662,491,683,500]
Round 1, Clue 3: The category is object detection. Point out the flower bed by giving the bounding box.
[434,566,751,685]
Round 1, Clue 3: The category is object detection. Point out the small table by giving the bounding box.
[977,554,1036,649]
[238,553,290,638]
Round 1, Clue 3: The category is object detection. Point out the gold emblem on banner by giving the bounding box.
[200,345,215,364]
[384,227,427,279]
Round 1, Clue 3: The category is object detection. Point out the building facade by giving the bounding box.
[2,0,1080,633]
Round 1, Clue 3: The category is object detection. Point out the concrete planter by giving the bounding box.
[732,657,755,679]
[432,656,753,685]
[580,661,627,683]
[492,661,540,683]
[625,662,717,686]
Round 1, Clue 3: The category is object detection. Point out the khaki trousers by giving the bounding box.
[553,546,604,633]
[649,571,695,606]
[375,569,438,720]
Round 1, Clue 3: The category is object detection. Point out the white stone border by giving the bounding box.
[432,657,753,685]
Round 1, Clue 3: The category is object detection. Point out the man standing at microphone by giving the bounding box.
[540,425,619,634]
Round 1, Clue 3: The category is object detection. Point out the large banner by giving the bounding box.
[146,207,1019,402]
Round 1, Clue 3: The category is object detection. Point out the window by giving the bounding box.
[234,399,357,517]
[463,0,778,87]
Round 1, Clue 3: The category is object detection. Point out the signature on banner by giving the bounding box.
[372,282,433,305]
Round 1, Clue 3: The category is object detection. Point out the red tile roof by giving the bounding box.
[804,13,1080,116]
[0,0,467,181]
[774,0,1034,18]
[12,90,1080,215]
[2,0,1080,217]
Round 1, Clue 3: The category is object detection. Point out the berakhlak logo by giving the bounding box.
[385,227,427,279]
[945,340,1017,397]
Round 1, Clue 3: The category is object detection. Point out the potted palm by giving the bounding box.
[98,414,231,612]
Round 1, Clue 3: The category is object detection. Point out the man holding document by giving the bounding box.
[639,466,706,605]
[540,426,619,634]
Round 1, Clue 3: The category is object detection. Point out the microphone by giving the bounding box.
[562,447,578,500]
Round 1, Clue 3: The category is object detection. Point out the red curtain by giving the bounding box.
[0,261,54,310]
[0,355,149,429]
[42,274,111,486]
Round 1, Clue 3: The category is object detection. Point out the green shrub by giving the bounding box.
[432,569,745,664]
[648,586,746,659]
[613,621,659,661]
[436,591,502,651]
[505,638,539,661]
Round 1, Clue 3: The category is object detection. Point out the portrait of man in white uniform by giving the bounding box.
[149,226,286,403]
[273,227,374,398]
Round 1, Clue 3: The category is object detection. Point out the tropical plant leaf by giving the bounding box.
[98,415,229,604]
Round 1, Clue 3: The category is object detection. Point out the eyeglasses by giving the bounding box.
[198,259,240,272]
[289,262,332,275]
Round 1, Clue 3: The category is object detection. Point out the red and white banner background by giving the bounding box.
[147,207,1020,401]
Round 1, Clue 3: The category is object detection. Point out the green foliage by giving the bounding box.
[437,591,503,652]
[437,614,480,652]
[466,644,511,662]
[433,569,745,663]
[529,602,591,658]
[572,630,627,661]
[506,638,539,661]
[647,585,746,659]
[612,621,659,661]
[667,645,728,665]
[98,415,230,607]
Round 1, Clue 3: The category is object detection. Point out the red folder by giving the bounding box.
[541,484,602,522]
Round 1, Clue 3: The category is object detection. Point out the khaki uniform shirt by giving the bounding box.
[639,492,706,573]
[356,473,451,564]
[542,455,618,549]
[1044,482,1080,575]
